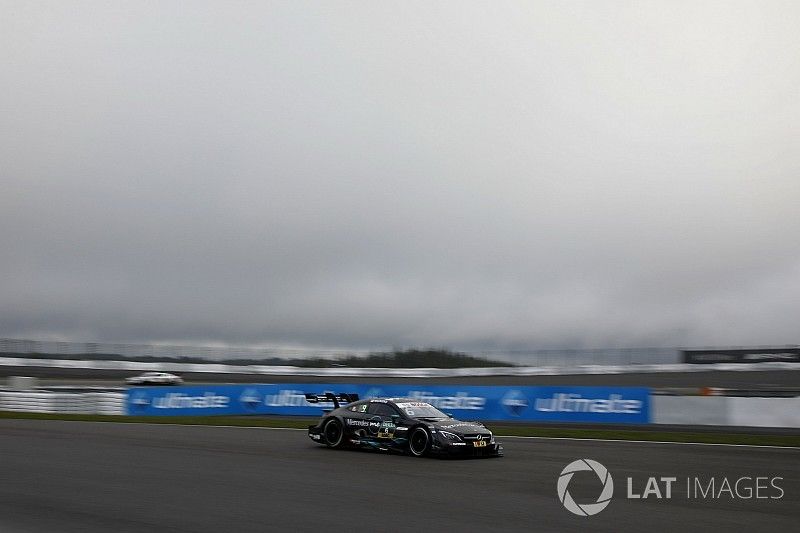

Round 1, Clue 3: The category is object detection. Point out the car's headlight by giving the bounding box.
[438,430,461,441]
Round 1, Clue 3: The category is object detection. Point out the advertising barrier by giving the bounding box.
[126,384,650,423]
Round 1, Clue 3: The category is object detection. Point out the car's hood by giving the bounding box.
[429,419,488,435]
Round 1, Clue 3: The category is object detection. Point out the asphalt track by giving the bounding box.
[1,420,797,532]
[4,368,799,388]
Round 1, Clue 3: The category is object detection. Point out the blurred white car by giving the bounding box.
[125,372,184,386]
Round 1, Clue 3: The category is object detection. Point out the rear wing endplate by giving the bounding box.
[304,392,359,409]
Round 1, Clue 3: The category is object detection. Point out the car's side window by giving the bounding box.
[367,402,398,417]
[349,403,368,413]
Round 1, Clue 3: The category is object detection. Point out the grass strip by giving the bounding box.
[2,411,798,447]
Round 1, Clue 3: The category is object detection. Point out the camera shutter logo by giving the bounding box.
[557,459,614,516]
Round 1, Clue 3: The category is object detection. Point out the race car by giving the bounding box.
[125,372,184,386]
[306,393,503,458]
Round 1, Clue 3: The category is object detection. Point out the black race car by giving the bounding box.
[306,393,503,458]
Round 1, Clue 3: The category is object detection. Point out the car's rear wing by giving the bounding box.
[304,392,359,410]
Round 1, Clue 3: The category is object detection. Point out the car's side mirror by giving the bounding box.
[390,414,401,424]
[445,413,454,418]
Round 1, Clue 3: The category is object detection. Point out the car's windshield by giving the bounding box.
[395,402,448,419]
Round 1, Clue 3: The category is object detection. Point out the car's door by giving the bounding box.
[366,401,401,439]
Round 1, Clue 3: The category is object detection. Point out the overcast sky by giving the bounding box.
[1,1,798,352]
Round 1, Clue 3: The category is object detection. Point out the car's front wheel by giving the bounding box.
[322,418,345,448]
[408,427,430,457]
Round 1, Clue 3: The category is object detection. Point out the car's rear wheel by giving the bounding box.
[408,427,430,457]
[323,418,344,448]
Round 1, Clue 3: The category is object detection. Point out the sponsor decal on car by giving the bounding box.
[345,419,373,427]
[376,422,396,438]
[440,422,480,430]
[403,393,486,410]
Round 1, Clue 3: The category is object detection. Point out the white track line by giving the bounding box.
[496,434,800,450]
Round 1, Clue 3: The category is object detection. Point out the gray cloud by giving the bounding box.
[1,1,799,351]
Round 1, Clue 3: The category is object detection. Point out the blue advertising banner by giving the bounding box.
[126,384,650,423]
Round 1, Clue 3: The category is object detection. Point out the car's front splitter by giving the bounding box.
[431,441,504,457]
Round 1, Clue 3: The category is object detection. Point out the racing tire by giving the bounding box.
[322,418,345,448]
[408,426,430,457]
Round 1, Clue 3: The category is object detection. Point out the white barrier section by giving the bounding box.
[729,397,800,428]
[652,396,730,426]
[0,391,125,415]
[653,396,800,428]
